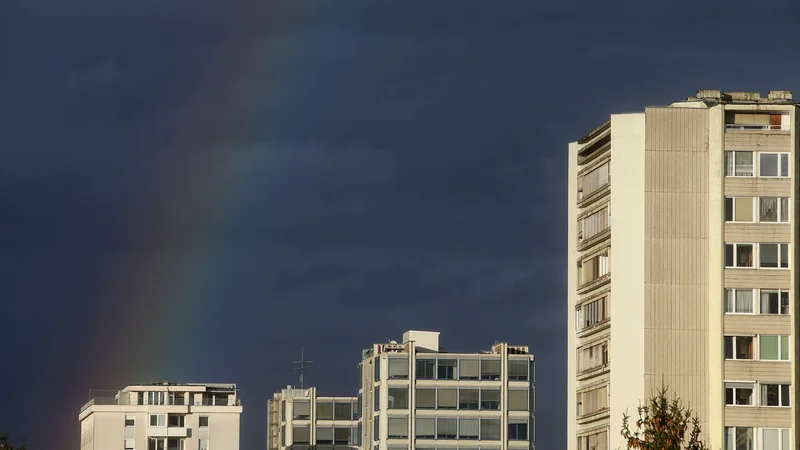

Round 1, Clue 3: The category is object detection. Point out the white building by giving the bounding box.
[359,330,535,450]
[267,386,360,450]
[79,381,242,450]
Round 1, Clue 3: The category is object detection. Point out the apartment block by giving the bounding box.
[79,382,242,450]
[266,386,360,450]
[359,330,535,450]
[567,90,798,450]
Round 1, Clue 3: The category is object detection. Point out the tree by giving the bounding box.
[0,433,26,450]
[620,386,708,450]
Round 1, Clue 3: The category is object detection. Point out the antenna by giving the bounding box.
[293,347,314,389]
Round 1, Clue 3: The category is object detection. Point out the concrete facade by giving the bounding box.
[79,382,242,450]
[568,90,798,450]
[359,330,535,450]
[267,387,360,450]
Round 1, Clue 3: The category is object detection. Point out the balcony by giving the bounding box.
[725,123,785,131]
[80,395,239,412]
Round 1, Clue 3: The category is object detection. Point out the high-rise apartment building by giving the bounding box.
[266,386,361,450]
[79,381,242,450]
[567,90,797,450]
[359,330,535,450]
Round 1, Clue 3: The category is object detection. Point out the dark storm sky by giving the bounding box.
[3,0,800,448]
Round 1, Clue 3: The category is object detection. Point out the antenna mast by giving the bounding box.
[293,347,314,389]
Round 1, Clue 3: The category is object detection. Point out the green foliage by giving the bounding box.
[0,433,26,450]
[620,386,708,450]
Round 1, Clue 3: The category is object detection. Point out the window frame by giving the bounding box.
[758,152,790,178]
[724,335,755,360]
[149,414,166,427]
[725,151,754,177]
[724,427,754,450]
[758,335,790,362]
[724,288,755,314]
[758,197,790,223]
[725,196,755,223]
[760,383,791,407]
[759,289,790,315]
[758,243,789,269]
[199,416,209,427]
[725,243,755,268]
[760,428,791,450]
[724,381,755,406]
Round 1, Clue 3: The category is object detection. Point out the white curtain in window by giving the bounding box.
[735,152,753,176]
[582,162,609,196]
[735,290,752,313]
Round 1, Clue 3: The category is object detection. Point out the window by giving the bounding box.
[725,151,754,177]
[148,391,166,405]
[317,427,333,445]
[149,414,166,427]
[374,389,380,411]
[724,382,754,406]
[437,359,457,380]
[508,390,528,411]
[760,290,790,315]
[387,388,408,409]
[317,401,333,420]
[508,359,529,381]
[335,426,354,444]
[458,389,479,410]
[125,416,135,427]
[725,243,754,268]
[760,383,790,406]
[458,359,479,380]
[198,439,209,450]
[724,427,753,450]
[387,417,408,439]
[293,426,311,444]
[480,418,501,440]
[725,197,754,222]
[416,388,435,409]
[437,389,457,409]
[582,162,610,198]
[167,415,184,427]
[759,153,790,177]
[760,336,790,361]
[725,289,754,314]
[759,243,789,268]
[436,418,457,439]
[415,359,435,380]
[508,419,528,440]
[480,359,501,380]
[148,439,166,450]
[577,297,608,331]
[480,389,500,410]
[581,206,610,241]
[578,430,608,450]
[373,417,379,440]
[761,429,790,450]
[578,385,607,416]
[374,359,381,381]
[415,417,435,439]
[459,418,479,440]
[388,357,409,380]
[166,438,183,450]
[293,401,311,419]
[579,251,609,285]
[199,416,208,427]
[334,402,352,420]
[578,341,608,372]
[126,439,135,450]
[724,336,754,360]
[759,197,790,223]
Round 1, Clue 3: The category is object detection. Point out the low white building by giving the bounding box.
[79,381,243,450]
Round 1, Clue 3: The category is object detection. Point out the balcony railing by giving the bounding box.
[725,123,785,131]
[81,396,239,412]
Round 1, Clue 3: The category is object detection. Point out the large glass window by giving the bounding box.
[724,336,754,360]
[317,401,333,420]
[760,290,790,315]
[294,401,311,419]
[725,243,754,268]
[459,418,479,440]
[508,390,528,411]
[724,289,754,314]
[759,153,790,177]
[760,335,790,361]
[724,427,753,450]
[760,383,791,406]
[416,388,435,409]
[387,417,408,439]
[480,389,500,410]
[725,197,754,222]
[759,243,789,268]
[759,197,790,223]
[293,426,311,444]
[437,389,457,410]
[761,429,790,450]
[437,359,457,380]
[415,418,435,439]
[458,389,479,410]
[458,359,479,380]
[480,359,501,380]
[148,439,166,450]
[388,357,409,380]
[415,359,435,380]
[508,419,528,440]
[335,427,353,445]
[725,151,754,177]
[374,359,381,381]
[724,382,754,406]
[388,388,408,409]
[317,427,333,445]
[480,418,501,440]
[436,418,457,439]
[508,359,529,380]
[334,402,352,420]
[374,389,380,411]
[149,414,166,427]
